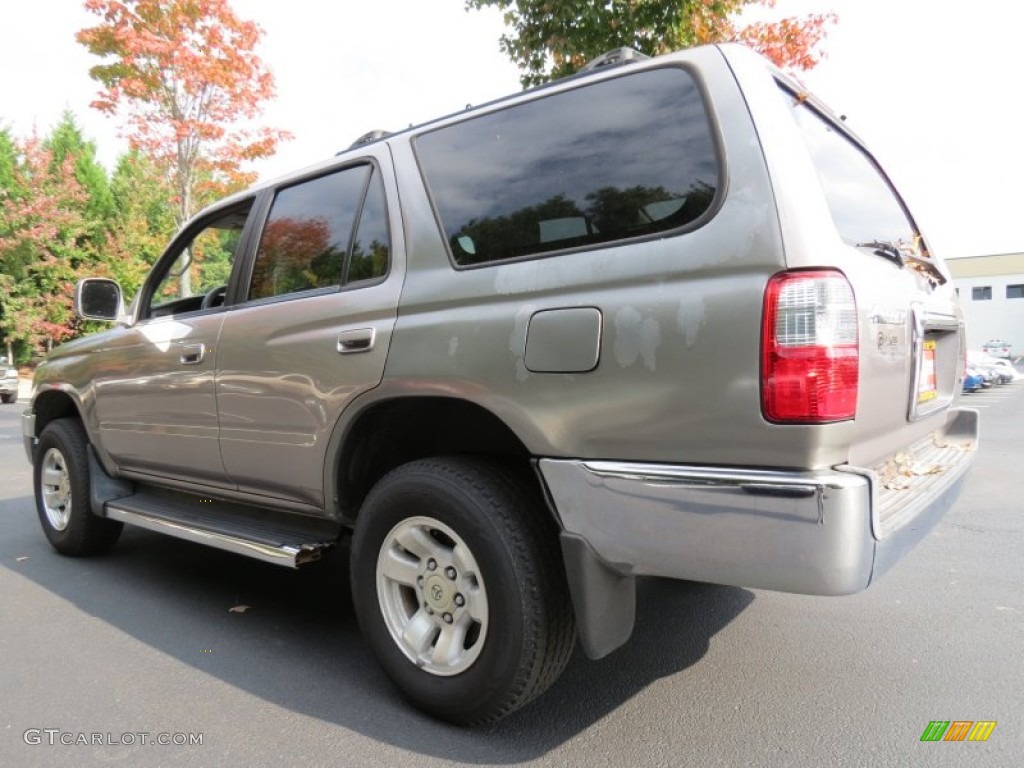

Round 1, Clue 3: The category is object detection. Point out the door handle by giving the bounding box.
[337,328,376,354]
[179,343,206,365]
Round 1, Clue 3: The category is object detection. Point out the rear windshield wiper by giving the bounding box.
[855,239,947,286]
[856,240,904,267]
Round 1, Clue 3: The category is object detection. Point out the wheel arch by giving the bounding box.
[31,388,85,442]
[328,395,540,525]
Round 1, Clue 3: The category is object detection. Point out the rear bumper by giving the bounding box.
[539,408,978,597]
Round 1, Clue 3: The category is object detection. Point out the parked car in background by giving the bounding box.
[1,359,18,404]
[989,358,1023,381]
[982,339,1012,358]
[968,351,1014,384]
[962,368,985,393]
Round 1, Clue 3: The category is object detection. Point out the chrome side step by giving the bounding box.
[103,496,336,569]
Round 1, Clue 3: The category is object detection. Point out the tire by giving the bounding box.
[351,456,575,725]
[33,418,123,556]
[0,393,15,404]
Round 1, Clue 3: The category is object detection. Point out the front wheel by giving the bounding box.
[33,418,123,555]
[350,457,575,724]
[0,393,15,404]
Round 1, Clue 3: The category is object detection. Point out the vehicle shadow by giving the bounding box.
[1,502,753,762]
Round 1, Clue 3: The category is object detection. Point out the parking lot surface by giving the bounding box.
[1,383,1021,767]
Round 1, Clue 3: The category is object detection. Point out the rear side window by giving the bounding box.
[249,165,389,301]
[347,170,390,284]
[781,87,919,250]
[416,67,719,266]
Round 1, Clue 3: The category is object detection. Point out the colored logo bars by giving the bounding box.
[920,721,997,742]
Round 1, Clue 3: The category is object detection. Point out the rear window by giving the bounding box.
[415,67,719,266]
[781,86,920,251]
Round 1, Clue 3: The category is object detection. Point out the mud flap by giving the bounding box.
[560,532,636,659]
[87,445,134,517]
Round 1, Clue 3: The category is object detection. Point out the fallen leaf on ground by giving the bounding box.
[229,605,250,614]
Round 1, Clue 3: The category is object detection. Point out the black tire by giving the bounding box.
[0,393,15,404]
[33,418,123,556]
[350,456,575,725]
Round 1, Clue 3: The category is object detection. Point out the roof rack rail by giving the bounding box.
[340,130,392,154]
[580,47,650,73]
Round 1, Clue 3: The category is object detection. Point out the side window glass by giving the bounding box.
[148,205,251,318]
[249,166,370,301]
[415,67,719,266]
[347,170,390,284]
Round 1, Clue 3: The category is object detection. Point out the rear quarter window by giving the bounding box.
[415,67,720,266]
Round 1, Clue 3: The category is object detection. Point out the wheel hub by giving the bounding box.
[40,447,72,531]
[375,515,489,676]
[423,574,453,612]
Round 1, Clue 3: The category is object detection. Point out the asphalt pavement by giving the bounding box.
[0,384,1021,767]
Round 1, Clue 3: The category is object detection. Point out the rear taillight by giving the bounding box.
[761,270,858,423]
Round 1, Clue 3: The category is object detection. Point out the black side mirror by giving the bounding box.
[75,278,124,322]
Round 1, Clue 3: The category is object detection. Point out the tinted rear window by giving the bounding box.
[781,86,919,250]
[416,67,719,266]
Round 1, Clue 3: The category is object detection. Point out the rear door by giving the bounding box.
[215,149,404,507]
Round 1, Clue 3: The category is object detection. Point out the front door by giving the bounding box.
[92,201,255,487]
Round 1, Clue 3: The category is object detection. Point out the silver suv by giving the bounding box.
[1,359,17,404]
[23,44,977,724]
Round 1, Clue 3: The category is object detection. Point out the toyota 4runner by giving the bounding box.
[23,44,978,724]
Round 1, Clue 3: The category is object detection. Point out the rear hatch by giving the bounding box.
[781,81,964,435]
[724,45,977,538]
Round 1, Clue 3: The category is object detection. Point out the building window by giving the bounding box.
[1007,284,1024,299]
[972,286,992,300]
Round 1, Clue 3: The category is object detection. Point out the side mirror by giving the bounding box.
[75,278,125,322]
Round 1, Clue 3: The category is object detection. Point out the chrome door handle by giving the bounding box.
[179,343,206,365]
[337,328,376,354]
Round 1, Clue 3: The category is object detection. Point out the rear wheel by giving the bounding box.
[0,393,15,404]
[351,456,575,724]
[33,418,123,555]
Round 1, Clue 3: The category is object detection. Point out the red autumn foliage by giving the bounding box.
[76,0,290,224]
[691,0,836,70]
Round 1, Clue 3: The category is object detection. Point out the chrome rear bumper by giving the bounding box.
[539,408,978,597]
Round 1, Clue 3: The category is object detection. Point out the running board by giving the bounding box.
[103,492,339,569]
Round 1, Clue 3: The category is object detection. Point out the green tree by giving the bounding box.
[0,127,19,195]
[0,133,92,360]
[46,111,115,231]
[468,0,835,87]
[106,150,177,297]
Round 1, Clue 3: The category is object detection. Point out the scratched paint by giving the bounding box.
[614,307,661,371]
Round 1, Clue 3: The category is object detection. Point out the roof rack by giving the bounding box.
[580,47,650,73]
[340,130,392,154]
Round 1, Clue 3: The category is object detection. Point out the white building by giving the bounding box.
[947,252,1024,358]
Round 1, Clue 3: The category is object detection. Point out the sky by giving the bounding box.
[1,0,1022,260]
